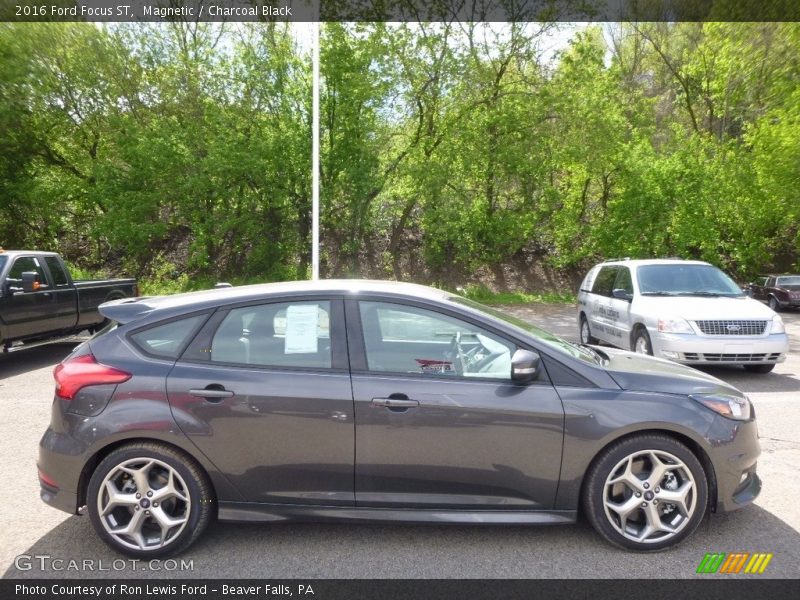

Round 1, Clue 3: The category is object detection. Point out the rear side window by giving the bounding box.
[130,315,205,359]
[579,267,599,292]
[44,256,69,286]
[591,266,619,296]
[210,301,331,369]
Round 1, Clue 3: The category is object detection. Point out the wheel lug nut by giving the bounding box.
[153,502,159,507]
[135,506,140,511]
[641,502,647,507]
[654,500,659,505]
[147,491,153,497]
[145,510,150,515]
[643,483,650,489]
[635,492,642,498]
[136,493,141,499]
[655,487,660,493]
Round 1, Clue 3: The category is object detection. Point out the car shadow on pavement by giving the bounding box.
[5,504,799,579]
[0,343,78,381]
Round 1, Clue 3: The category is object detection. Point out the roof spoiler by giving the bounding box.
[98,296,154,324]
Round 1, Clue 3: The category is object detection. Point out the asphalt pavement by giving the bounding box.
[1,305,799,579]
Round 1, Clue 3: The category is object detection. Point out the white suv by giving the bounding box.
[576,259,789,373]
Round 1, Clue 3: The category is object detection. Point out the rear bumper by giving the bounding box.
[38,426,86,515]
[652,332,788,365]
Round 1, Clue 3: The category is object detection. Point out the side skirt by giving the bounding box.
[218,502,577,525]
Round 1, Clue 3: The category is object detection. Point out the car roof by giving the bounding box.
[596,258,710,268]
[100,279,453,324]
[0,249,60,259]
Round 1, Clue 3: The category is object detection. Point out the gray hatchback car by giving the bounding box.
[38,280,761,557]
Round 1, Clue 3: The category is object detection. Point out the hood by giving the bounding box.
[596,346,745,398]
[636,295,775,320]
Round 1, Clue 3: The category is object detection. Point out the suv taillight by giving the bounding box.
[53,354,131,400]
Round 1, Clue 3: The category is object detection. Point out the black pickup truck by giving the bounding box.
[0,250,138,351]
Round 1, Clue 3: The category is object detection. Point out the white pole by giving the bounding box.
[311,21,320,280]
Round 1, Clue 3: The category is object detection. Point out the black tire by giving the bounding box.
[632,327,653,356]
[582,434,708,552]
[87,442,215,558]
[743,363,775,374]
[579,315,599,345]
[768,296,782,312]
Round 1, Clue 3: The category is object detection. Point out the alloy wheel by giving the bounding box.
[602,449,697,544]
[96,457,191,551]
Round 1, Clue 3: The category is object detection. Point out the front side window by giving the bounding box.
[130,314,206,358]
[210,301,331,369]
[591,266,619,296]
[8,256,47,284]
[359,301,514,379]
[614,267,634,295]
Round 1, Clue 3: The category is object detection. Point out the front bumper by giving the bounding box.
[651,332,789,365]
[707,416,762,513]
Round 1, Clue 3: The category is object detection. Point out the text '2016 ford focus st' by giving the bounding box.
[39,281,761,557]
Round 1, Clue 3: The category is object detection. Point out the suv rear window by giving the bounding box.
[130,315,206,359]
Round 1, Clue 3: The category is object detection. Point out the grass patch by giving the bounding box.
[460,285,575,305]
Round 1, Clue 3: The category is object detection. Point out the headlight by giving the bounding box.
[657,318,694,334]
[770,315,785,334]
[690,393,752,421]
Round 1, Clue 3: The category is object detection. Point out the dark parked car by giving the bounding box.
[0,250,137,351]
[39,281,761,556]
[747,274,800,311]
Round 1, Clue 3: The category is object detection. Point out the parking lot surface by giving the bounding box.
[2,305,799,579]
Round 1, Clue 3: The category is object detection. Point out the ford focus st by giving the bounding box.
[38,281,761,557]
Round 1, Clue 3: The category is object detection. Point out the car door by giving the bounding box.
[42,255,78,331]
[166,297,355,505]
[347,299,564,510]
[589,265,619,345]
[2,255,57,339]
[608,266,635,347]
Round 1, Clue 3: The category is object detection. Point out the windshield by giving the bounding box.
[636,264,744,297]
[776,276,800,287]
[449,296,601,364]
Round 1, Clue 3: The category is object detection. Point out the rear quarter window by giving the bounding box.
[130,314,206,359]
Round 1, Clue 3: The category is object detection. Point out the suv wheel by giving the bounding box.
[633,328,653,355]
[583,434,708,551]
[87,442,214,558]
[580,315,599,345]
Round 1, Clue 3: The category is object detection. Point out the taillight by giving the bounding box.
[53,354,131,400]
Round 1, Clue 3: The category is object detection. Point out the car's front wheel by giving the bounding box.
[87,442,214,558]
[583,434,708,551]
[580,315,598,345]
[632,327,653,356]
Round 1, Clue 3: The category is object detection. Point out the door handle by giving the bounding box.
[371,397,419,409]
[189,386,234,401]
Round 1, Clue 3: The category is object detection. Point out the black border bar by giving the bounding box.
[2,0,800,23]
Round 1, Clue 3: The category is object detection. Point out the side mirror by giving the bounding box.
[511,349,541,383]
[612,288,632,302]
[21,271,40,293]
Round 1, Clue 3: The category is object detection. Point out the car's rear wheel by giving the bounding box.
[633,327,653,356]
[87,442,214,558]
[743,363,775,374]
[580,315,598,345]
[583,434,708,551]
[768,296,781,311]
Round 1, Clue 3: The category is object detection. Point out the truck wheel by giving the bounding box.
[580,315,598,345]
[582,434,708,551]
[87,442,215,558]
[743,364,775,374]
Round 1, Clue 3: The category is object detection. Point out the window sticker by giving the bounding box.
[284,304,319,354]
